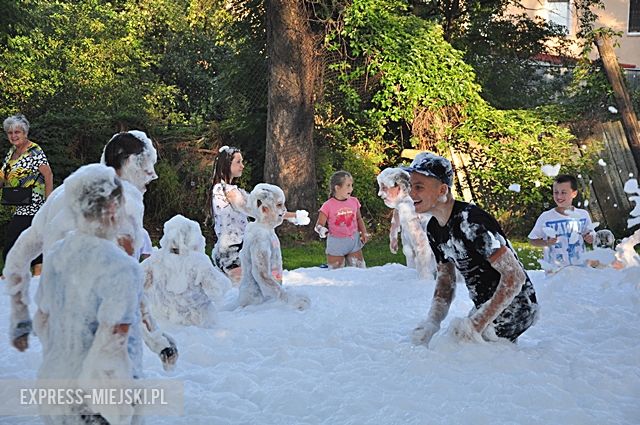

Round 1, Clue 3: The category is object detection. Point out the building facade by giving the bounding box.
[517,0,639,68]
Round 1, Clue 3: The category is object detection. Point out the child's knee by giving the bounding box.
[328,256,345,269]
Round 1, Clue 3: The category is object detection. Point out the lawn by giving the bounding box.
[281,236,543,271]
[0,237,543,273]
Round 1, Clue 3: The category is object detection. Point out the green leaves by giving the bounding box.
[319,0,595,235]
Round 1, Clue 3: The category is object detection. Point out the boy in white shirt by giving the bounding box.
[528,174,596,271]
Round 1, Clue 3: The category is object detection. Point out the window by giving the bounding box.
[630,0,640,33]
[546,0,571,34]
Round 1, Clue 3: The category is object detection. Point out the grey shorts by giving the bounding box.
[326,232,364,256]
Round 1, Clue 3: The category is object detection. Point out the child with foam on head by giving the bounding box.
[5,131,177,373]
[210,146,309,284]
[583,229,617,268]
[236,183,310,310]
[34,164,144,424]
[528,174,596,273]
[314,171,368,269]
[377,167,436,279]
[142,214,231,328]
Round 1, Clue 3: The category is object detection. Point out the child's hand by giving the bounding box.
[159,333,179,372]
[360,232,369,244]
[583,232,594,245]
[389,236,398,254]
[545,237,558,247]
[12,320,32,352]
[287,210,311,226]
[314,224,328,239]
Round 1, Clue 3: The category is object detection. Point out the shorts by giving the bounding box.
[493,295,539,342]
[326,232,364,257]
[213,242,243,273]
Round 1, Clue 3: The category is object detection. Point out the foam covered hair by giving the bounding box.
[100,130,157,166]
[160,214,206,254]
[377,167,411,192]
[248,184,285,214]
[405,152,454,187]
[63,164,121,219]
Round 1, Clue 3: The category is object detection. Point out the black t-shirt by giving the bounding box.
[427,201,538,340]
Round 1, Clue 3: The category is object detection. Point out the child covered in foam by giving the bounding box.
[142,215,231,327]
[237,184,310,310]
[377,167,436,279]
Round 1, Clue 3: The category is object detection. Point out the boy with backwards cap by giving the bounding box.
[406,152,538,345]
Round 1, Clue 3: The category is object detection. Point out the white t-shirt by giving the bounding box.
[528,207,594,267]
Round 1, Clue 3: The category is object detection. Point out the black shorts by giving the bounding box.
[213,242,243,273]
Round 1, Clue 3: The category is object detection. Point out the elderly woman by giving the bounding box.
[1,114,53,276]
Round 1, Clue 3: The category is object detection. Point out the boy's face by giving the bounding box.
[377,183,402,207]
[409,172,447,214]
[553,181,577,209]
[120,151,158,194]
[259,193,287,227]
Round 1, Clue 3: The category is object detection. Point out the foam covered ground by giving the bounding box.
[1,263,639,424]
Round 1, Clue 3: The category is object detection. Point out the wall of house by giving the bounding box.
[515,0,640,68]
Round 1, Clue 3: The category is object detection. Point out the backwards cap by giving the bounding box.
[403,152,453,187]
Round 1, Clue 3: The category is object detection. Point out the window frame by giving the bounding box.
[629,0,640,35]
[545,0,572,35]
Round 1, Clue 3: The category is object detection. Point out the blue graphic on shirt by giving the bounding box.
[544,217,587,266]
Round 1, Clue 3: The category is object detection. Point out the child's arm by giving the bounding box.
[529,237,557,247]
[140,295,179,371]
[582,216,596,245]
[357,209,368,244]
[314,211,329,238]
[285,210,311,225]
[222,184,254,217]
[389,209,400,253]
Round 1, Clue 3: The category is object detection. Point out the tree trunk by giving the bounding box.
[264,0,318,211]
[594,33,640,173]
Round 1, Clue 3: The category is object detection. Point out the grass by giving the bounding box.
[281,237,407,270]
[281,236,544,271]
[0,237,542,273]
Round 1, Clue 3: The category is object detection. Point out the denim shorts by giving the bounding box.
[326,232,364,256]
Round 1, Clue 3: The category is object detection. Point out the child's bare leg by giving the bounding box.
[327,255,346,269]
[346,250,366,268]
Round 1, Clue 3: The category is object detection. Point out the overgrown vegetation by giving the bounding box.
[0,0,630,244]
[319,0,598,235]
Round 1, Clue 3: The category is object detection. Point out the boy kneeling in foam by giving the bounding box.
[237,184,310,310]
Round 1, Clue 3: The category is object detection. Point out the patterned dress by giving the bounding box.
[1,142,49,216]
[211,182,249,272]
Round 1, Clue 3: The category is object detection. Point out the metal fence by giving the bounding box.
[624,68,640,91]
